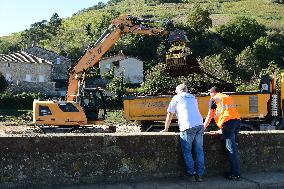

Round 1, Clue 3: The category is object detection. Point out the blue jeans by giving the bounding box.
[180,125,205,176]
[222,119,241,176]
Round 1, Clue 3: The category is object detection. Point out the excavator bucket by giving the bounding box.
[165,30,200,77]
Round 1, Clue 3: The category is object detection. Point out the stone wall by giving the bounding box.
[0,61,51,82]
[0,131,283,188]
[6,81,56,96]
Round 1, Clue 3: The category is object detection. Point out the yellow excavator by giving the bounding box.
[33,15,193,127]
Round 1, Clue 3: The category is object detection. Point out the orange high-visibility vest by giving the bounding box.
[212,93,240,128]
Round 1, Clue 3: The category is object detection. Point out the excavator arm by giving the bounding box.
[67,15,170,101]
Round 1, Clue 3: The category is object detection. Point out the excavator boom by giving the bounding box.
[33,15,184,127]
[67,15,169,102]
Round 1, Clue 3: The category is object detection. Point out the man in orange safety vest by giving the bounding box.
[203,86,241,181]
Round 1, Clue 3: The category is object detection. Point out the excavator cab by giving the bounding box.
[165,30,200,77]
[33,88,106,126]
[81,88,106,123]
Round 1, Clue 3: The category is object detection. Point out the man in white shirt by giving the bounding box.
[161,84,205,182]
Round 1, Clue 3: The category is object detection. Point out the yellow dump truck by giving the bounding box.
[123,74,284,131]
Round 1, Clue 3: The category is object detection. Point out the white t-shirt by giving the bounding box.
[167,92,203,131]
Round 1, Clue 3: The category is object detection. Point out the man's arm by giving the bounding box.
[161,112,174,132]
[203,109,214,129]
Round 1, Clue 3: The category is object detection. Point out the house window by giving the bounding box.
[39,75,45,82]
[6,63,10,67]
[5,73,12,81]
[56,57,61,64]
[105,63,111,69]
[25,74,32,82]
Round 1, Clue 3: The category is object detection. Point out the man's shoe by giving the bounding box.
[184,174,196,182]
[195,175,203,182]
[225,174,241,181]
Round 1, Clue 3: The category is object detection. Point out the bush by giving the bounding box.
[0,92,43,109]
[186,4,212,33]
[216,17,266,51]
[138,63,176,95]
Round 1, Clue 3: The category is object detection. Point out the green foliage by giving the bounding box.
[252,36,280,66]
[186,4,212,33]
[0,93,43,109]
[0,73,8,92]
[139,63,176,95]
[107,75,127,101]
[48,13,62,36]
[1,0,284,98]
[146,0,182,4]
[199,54,233,83]
[216,17,266,51]
[105,110,127,124]
[259,62,283,92]
[236,62,283,92]
[236,80,259,92]
[0,39,20,54]
[20,13,63,48]
[269,0,284,4]
[108,0,124,5]
[236,47,260,82]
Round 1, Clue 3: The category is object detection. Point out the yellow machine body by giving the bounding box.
[123,93,271,122]
[33,100,87,126]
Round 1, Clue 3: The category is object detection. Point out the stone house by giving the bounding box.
[24,46,72,89]
[99,53,144,84]
[0,51,55,95]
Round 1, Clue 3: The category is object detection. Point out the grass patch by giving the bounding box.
[0,109,32,123]
[105,110,128,125]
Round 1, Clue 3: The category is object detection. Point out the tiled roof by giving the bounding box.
[0,51,52,64]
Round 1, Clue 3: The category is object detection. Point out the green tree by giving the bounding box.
[252,36,280,67]
[139,63,176,95]
[216,17,266,51]
[236,47,260,82]
[186,4,212,33]
[48,13,62,36]
[0,39,20,54]
[20,20,48,47]
[107,75,126,101]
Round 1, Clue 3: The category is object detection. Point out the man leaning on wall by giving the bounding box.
[161,84,205,182]
[203,86,241,180]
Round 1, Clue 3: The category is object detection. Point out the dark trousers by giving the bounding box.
[222,119,241,176]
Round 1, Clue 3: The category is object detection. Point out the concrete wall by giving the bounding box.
[117,58,143,84]
[0,131,283,188]
[99,55,143,84]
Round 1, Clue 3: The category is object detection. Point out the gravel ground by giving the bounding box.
[0,122,142,135]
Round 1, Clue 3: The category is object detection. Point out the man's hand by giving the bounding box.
[208,129,222,135]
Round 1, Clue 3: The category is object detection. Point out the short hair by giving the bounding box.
[176,83,188,93]
[209,86,219,93]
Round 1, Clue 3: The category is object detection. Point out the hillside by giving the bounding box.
[1,0,284,50]
[1,0,284,94]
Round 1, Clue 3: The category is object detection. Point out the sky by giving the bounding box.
[0,0,109,37]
